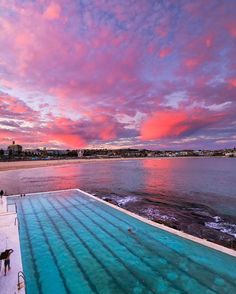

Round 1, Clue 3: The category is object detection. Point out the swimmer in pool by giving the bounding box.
[128,228,134,234]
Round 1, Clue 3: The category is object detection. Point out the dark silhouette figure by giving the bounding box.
[0,249,14,276]
[128,228,135,235]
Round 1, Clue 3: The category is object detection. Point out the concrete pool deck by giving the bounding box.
[0,197,25,294]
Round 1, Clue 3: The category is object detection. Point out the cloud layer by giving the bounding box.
[0,0,235,149]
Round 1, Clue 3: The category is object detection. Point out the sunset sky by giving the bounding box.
[0,0,235,150]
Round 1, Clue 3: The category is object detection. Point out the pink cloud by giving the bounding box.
[229,78,236,87]
[140,108,223,141]
[44,118,87,147]
[205,36,214,48]
[225,21,236,37]
[0,91,132,148]
[0,0,235,149]
[141,110,189,140]
[156,27,168,38]
[43,2,61,20]
[159,47,172,58]
[184,58,200,69]
[0,91,38,121]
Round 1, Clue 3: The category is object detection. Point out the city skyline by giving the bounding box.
[0,0,236,150]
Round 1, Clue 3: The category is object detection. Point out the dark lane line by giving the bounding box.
[46,197,129,294]
[17,199,43,294]
[65,197,193,294]
[53,197,158,293]
[28,197,72,294]
[17,189,235,294]
[51,197,156,294]
[55,197,177,294]
[71,197,218,293]
[37,197,99,294]
[77,194,236,289]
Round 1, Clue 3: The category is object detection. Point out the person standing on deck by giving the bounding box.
[0,190,3,199]
[3,249,14,276]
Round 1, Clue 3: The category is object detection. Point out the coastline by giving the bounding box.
[0,156,231,172]
[0,158,123,172]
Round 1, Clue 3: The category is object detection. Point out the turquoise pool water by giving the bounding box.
[13,190,236,294]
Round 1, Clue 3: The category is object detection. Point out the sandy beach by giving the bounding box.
[0,159,90,172]
[0,158,131,172]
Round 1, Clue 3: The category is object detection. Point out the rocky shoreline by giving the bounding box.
[101,193,236,250]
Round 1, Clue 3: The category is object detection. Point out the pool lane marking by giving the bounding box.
[45,199,130,294]
[70,197,219,294]
[13,190,236,291]
[58,199,180,291]
[28,193,235,291]
[66,197,188,293]
[75,197,232,294]
[37,197,100,294]
[27,197,72,294]
[46,197,130,294]
[65,197,196,294]
[52,196,158,294]
[81,196,236,290]
[50,197,156,294]
[10,189,236,255]
[17,199,43,294]
[75,189,236,258]
[14,189,236,288]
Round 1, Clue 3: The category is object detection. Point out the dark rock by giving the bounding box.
[102,197,118,205]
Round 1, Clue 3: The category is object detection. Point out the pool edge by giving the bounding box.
[7,188,236,258]
[76,189,236,258]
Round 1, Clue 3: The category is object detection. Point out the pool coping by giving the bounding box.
[7,188,236,258]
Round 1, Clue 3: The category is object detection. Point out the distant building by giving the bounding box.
[7,141,23,155]
[225,151,236,157]
[24,149,42,156]
[77,149,84,157]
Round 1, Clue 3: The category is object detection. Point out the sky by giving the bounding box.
[0,0,235,150]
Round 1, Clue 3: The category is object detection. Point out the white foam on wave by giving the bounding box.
[117,196,139,206]
[143,207,177,222]
[213,216,222,222]
[205,217,236,238]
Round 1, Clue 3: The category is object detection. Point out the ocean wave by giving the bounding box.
[205,217,236,238]
[142,207,177,222]
[117,196,139,206]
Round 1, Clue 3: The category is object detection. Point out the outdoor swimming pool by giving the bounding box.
[11,189,236,293]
